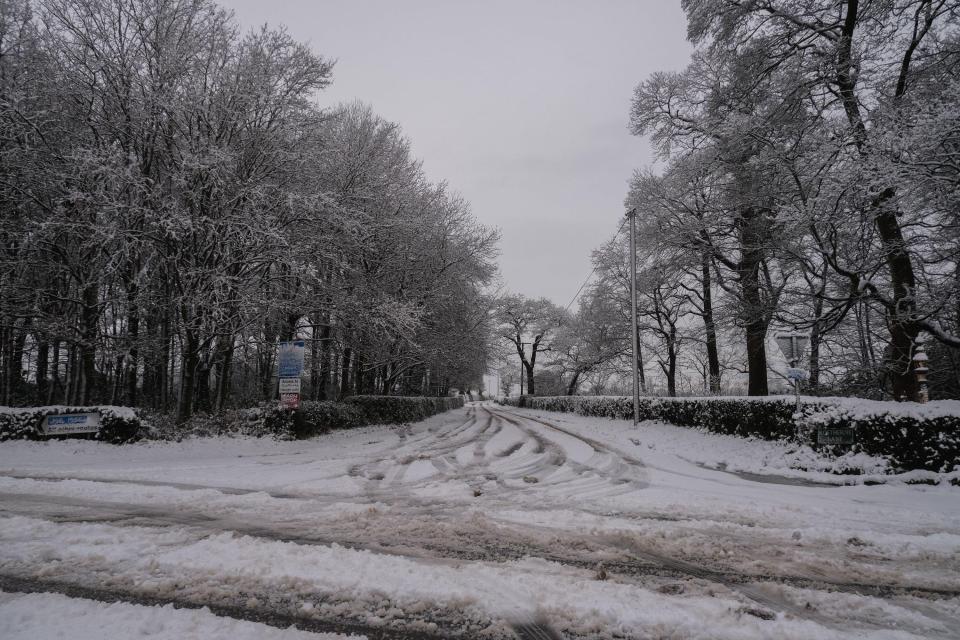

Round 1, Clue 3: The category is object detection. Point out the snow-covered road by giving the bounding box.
[1,402,958,639]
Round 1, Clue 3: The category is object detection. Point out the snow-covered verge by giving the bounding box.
[513,405,960,485]
[0,590,358,640]
[502,395,960,474]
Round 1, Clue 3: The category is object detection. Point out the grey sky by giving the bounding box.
[221,0,692,305]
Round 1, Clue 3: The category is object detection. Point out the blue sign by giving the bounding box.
[48,415,89,425]
[278,340,305,378]
[43,412,100,435]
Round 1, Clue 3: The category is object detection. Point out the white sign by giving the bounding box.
[42,412,100,435]
[279,378,301,394]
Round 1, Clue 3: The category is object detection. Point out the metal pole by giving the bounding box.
[627,207,640,425]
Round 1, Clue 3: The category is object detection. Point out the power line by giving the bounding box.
[562,216,628,314]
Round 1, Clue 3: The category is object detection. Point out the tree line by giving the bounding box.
[0,0,498,420]
[496,0,960,400]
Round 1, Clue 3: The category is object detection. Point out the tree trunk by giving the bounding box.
[160,311,171,410]
[809,294,824,393]
[49,339,60,404]
[7,321,29,403]
[36,339,49,404]
[339,347,352,399]
[64,343,76,405]
[745,318,769,396]
[125,285,139,406]
[194,347,212,414]
[316,322,332,400]
[566,370,581,396]
[834,1,921,401]
[666,327,677,397]
[701,254,721,393]
[177,330,199,424]
[524,361,535,396]
[110,354,124,405]
[875,195,919,400]
[739,206,769,396]
[80,282,99,404]
[309,321,321,400]
[214,336,234,411]
[354,351,365,395]
[635,325,646,393]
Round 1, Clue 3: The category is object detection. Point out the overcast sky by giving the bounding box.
[221,0,692,306]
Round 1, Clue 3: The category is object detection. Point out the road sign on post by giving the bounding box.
[277,340,305,410]
[775,333,809,366]
[775,332,810,414]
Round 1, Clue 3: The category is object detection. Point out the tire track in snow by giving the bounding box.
[0,573,513,640]
[4,489,957,603]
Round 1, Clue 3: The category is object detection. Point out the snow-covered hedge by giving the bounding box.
[801,400,960,472]
[256,395,466,439]
[345,395,465,425]
[0,405,143,443]
[501,395,960,472]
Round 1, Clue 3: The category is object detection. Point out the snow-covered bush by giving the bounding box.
[345,395,465,426]
[0,406,143,443]
[505,395,800,438]
[501,395,960,472]
[246,396,467,439]
[295,401,364,437]
[799,400,960,472]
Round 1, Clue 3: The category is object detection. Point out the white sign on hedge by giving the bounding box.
[42,412,100,435]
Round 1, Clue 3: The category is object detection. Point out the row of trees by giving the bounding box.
[0,0,498,420]
[496,0,960,400]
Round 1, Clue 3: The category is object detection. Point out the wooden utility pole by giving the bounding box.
[627,208,640,425]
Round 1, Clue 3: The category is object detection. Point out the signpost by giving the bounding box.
[775,332,810,413]
[277,340,305,411]
[42,412,100,436]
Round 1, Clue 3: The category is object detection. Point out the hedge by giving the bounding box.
[1,396,467,443]
[500,395,960,473]
[0,405,143,443]
[256,395,466,439]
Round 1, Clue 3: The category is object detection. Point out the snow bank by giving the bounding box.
[0,590,356,640]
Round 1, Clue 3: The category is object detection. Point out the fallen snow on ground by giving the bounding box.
[0,402,957,639]
[3,514,948,640]
[0,590,357,639]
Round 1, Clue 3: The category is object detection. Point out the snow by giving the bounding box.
[0,402,958,639]
[0,590,357,639]
[0,404,139,419]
